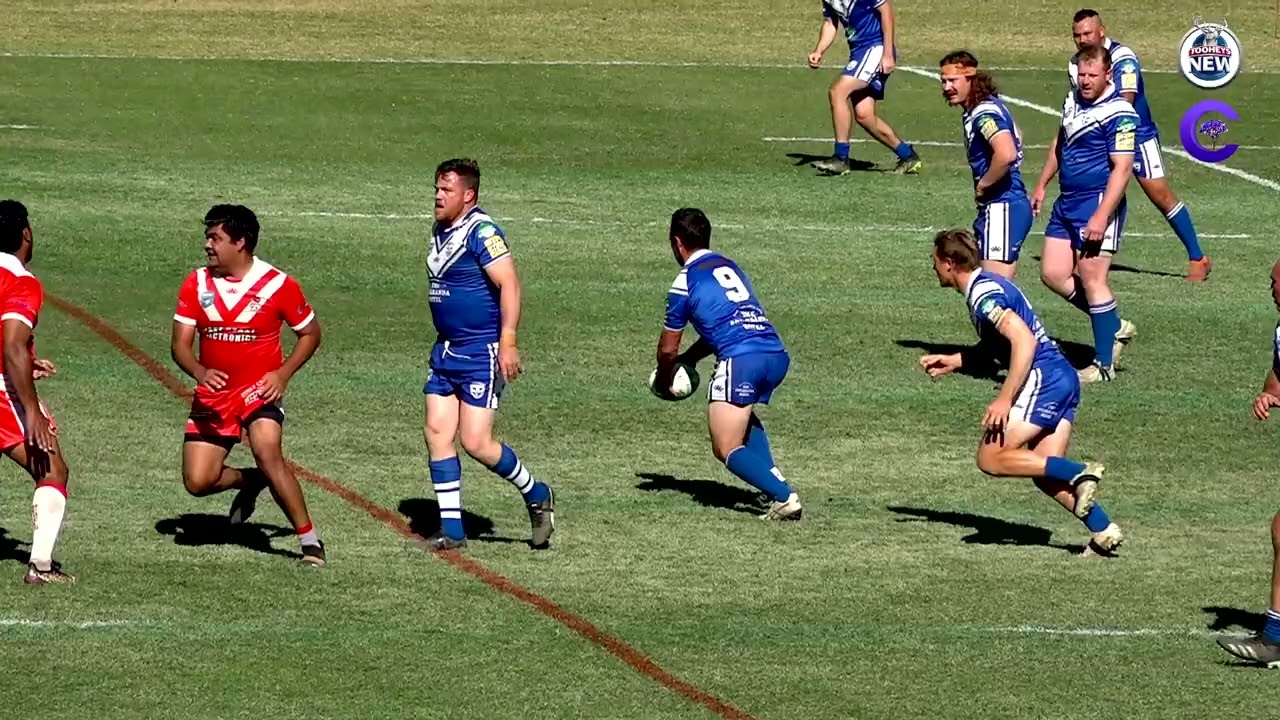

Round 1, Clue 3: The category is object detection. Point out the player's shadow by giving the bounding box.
[154,513,302,559]
[1028,254,1182,279]
[784,152,878,172]
[887,506,1083,553]
[1203,606,1266,634]
[634,472,767,515]
[896,338,1098,374]
[397,498,522,545]
[0,526,29,566]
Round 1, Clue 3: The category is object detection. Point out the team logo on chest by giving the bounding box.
[198,291,216,308]
[245,296,263,315]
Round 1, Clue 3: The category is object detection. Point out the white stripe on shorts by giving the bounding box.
[1011,368,1043,425]
[847,45,884,83]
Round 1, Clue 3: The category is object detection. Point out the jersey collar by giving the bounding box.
[962,269,982,302]
[439,206,481,233]
[684,248,713,267]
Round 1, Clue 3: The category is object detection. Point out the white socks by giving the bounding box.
[29,484,66,572]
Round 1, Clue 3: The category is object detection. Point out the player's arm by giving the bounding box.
[280,318,322,381]
[676,336,714,366]
[1254,333,1280,421]
[976,119,1016,199]
[1031,130,1060,215]
[809,9,839,67]
[655,279,692,394]
[1114,58,1140,106]
[170,321,226,390]
[1085,116,1136,241]
[483,255,524,382]
[3,319,54,453]
[986,309,1036,433]
[875,0,895,73]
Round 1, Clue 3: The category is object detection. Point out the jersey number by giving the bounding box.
[713,267,750,302]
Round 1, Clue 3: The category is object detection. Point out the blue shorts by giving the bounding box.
[1011,364,1080,430]
[423,340,504,409]
[1133,136,1166,180]
[1045,193,1127,253]
[843,44,893,100]
[974,197,1034,264]
[708,352,790,406]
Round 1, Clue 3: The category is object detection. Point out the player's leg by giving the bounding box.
[1027,419,1122,554]
[455,360,555,548]
[813,73,867,175]
[1076,199,1132,382]
[706,354,800,520]
[1216,510,1280,664]
[1135,139,1210,279]
[851,92,920,175]
[4,411,75,583]
[244,412,324,565]
[1040,199,1093,315]
[184,395,269,520]
[424,390,466,548]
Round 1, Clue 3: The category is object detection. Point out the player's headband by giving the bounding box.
[940,63,978,77]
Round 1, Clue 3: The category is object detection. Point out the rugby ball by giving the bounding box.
[648,363,700,401]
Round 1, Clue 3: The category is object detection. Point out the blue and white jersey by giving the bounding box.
[962,96,1027,204]
[1272,320,1280,376]
[965,270,1071,372]
[822,0,888,51]
[664,249,785,360]
[1056,90,1138,196]
[426,206,511,345]
[1068,38,1157,143]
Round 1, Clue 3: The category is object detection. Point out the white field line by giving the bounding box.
[277,210,1252,239]
[897,65,1280,193]
[0,124,40,130]
[981,624,1254,638]
[2,52,1276,74]
[0,618,133,628]
[763,136,1280,152]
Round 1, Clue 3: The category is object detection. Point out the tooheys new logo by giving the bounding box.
[1179,17,1242,89]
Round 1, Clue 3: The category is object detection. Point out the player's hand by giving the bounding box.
[23,409,56,478]
[33,358,57,380]
[880,55,896,75]
[982,397,1012,436]
[1082,212,1108,242]
[920,353,960,378]
[199,368,229,391]
[498,343,522,383]
[1254,392,1280,421]
[974,185,988,204]
[808,51,823,69]
[1030,187,1046,216]
[257,371,289,404]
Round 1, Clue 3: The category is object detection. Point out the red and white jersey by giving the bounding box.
[173,258,315,389]
[0,252,42,378]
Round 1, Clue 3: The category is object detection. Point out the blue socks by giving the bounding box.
[834,142,850,160]
[1089,301,1121,368]
[726,418,791,502]
[1044,457,1087,484]
[1081,504,1112,533]
[893,142,914,160]
[487,444,550,505]
[1264,610,1280,643]
[1166,202,1204,261]
[429,457,465,540]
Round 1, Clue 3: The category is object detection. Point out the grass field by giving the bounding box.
[2,2,1279,718]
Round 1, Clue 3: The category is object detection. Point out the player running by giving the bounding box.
[422,158,555,551]
[1069,9,1211,282]
[939,51,1032,279]
[1032,43,1138,384]
[920,229,1123,556]
[653,208,802,521]
[1214,258,1280,667]
[807,0,921,175]
[0,201,74,584]
[171,204,326,566]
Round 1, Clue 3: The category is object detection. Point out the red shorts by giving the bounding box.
[0,390,56,452]
[185,379,284,443]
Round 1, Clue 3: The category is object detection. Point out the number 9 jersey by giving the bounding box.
[663,249,786,360]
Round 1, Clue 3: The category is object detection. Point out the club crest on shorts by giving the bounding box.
[1179,16,1241,89]
[469,383,486,399]
[198,291,215,308]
